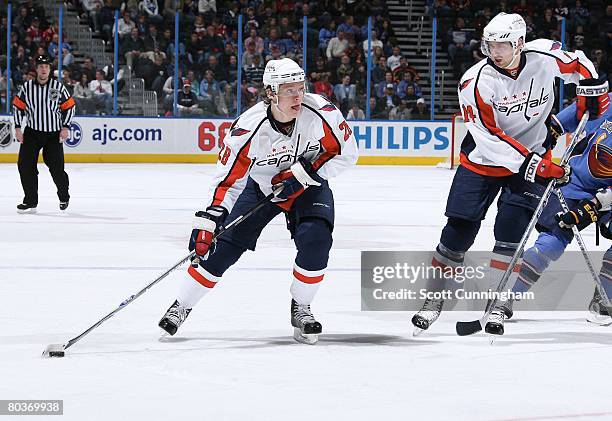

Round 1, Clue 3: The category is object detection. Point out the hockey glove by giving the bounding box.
[189,205,228,259]
[544,115,564,151]
[272,157,324,201]
[576,79,610,121]
[519,152,571,186]
[555,199,600,231]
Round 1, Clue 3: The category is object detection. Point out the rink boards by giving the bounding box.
[1,116,452,165]
[0,116,570,164]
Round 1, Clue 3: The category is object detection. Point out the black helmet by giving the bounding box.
[35,55,52,66]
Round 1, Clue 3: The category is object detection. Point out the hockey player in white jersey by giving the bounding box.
[158,58,358,344]
[411,12,608,332]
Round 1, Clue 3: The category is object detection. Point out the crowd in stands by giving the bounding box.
[3,0,608,118]
[434,0,611,105]
[0,0,432,120]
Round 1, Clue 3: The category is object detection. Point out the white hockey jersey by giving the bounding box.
[204,93,359,212]
[457,39,597,176]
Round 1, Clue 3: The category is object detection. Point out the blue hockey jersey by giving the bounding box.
[554,93,612,200]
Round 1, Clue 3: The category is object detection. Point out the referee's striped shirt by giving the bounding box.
[12,78,76,132]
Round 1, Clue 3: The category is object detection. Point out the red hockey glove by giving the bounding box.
[519,152,571,186]
[576,79,610,121]
[189,206,228,259]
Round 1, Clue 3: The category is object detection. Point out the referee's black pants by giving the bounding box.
[18,128,70,206]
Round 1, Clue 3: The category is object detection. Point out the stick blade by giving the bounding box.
[456,319,483,336]
[42,344,66,358]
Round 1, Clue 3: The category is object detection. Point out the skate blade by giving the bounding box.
[586,314,612,326]
[17,208,37,214]
[293,328,318,345]
[413,327,425,337]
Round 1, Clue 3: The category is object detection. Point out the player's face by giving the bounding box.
[275,81,305,119]
[36,64,50,81]
[486,41,515,67]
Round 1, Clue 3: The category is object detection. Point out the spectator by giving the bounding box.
[333,74,357,112]
[73,73,95,115]
[313,73,334,99]
[244,28,264,54]
[363,29,383,56]
[309,56,332,82]
[369,96,386,119]
[347,101,365,120]
[409,97,428,120]
[404,85,421,110]
[186,32,205,68]
[199,69,220,113]
[284,31,303,60]
[326,30,348,61]
[372,56,388,85]
[319,21,336,55]
[89,69,113,115]
[81,0,103,34]
[242,40,262,68]
[345,38,363,64]
[337,15,360,40]
[447,17,473,76]
[201,25,224,59]
[115,11,135,39]
[244,53,265,85]
[392,56,420,82]
[397,72,421,99]
[26,16,43,44]
[80,56,97,81]
[377,71,395,98]
[198,0,217,23]
[389,98,411,120]
[139,0,163,26]
[122,27,145,69]
[378,83,399,115]
[278,16,295,40]
[570,0,590,30]
[336,55,355,84]
[99,0,115,40]
[386,46,402,71]
[142,24,164,61]
[263,27,286,58]
[177,79,203,116]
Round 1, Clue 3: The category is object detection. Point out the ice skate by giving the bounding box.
[158,300,192,336]
[486,298,514,320]
[291,299,322,345]
[586,288,612,326]
[411,298,444,335]
[485,308,505,336]
[16,203,37,214]
[60,201,69,211]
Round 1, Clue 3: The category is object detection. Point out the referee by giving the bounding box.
[12,55,76,213]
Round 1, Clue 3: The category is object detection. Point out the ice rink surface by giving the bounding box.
[2,163,612,421]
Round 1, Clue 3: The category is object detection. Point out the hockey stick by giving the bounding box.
[555,188,612,305]
[42,189,280,358]
[456,111,590,336]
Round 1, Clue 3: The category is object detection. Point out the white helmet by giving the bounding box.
[263,58,305,94]
[481,13,526,58]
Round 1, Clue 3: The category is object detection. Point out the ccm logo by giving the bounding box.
[576,86,608,96]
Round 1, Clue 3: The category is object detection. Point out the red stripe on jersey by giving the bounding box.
[187,266,217,288]
[211,141,252,207]
[554,57,592,79]
[312,121,341,171]
[12,96,27,110]
[474,87,530,157]
[460,153,513,177]
[293,269,324,284]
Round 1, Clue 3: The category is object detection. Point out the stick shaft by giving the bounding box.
[64,192,276,350]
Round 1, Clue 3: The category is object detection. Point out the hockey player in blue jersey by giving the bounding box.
[488,92,612,334]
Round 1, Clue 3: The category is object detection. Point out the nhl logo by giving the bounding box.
[0,120,12,148]
[49,88,60,102]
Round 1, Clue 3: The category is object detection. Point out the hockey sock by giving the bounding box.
[430,243,465,292]
[512,232,566,294]
[291,265,324,305]
[178,265,221,308]
[291,219,332,305]
[488,241,520,293]
[599,248,612,301]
